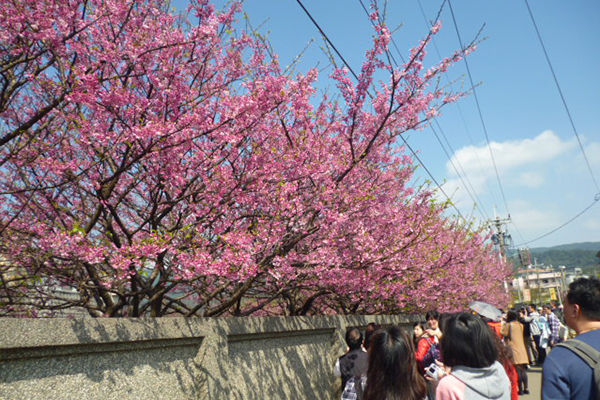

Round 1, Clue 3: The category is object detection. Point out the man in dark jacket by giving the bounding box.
[334,327,368,391]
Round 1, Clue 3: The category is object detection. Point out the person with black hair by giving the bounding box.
[417,311,442,370]
[413,322,427,348]
[518,306,537,366]
[342,325,427,400]
[543,303,562,347]
[424,310,443,341]
[550,299,565,325]
[335,327,368,392]
[525,303,545,365]
[363,322,381,350]
[435,312,510,400]
[418,311,442,400]
[543,277,600,399]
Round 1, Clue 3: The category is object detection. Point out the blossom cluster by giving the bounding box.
[0,0,510,317]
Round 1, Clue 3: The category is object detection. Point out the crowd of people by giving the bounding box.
[334,276,600,400]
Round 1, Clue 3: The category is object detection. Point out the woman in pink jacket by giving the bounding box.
[436,313,511,400]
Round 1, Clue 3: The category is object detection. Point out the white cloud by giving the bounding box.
[448,130,574,177]
[508,200,561,234]
[444,130,578,198]
[436,131,600,248]
[516,171,545,188]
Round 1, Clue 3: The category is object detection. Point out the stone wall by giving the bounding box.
[0,315,419,400]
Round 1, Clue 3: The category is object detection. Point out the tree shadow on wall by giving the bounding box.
[215,316,339,400]
[1,315,420,400]
[1,318,207,400]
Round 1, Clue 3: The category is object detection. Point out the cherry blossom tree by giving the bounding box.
[0,0,510,317]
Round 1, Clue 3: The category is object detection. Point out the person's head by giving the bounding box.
[550,300,560,309]
[345,327,363,351]
[413,322,426,339]
[528,303,537,313]
[441,312,498,369]
[506,310,518,323]
[438,312,453,333]
[364,322,381,350]
[363,326,426,400]
[564,277,600,332]
[542,304,553,315]
[426,310,440,330]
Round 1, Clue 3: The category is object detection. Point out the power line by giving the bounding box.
[299,0,471,225]
[429,119,491,222]
[355,0,471,224]
[524,0,600,194]
[399,136,470,224]
[416,0,499,208]
[515,196,600,247]
[416,0,524,238]
[293,0,360,81]
[357,0,407,65]
[509,219,528,249]
[447,0,513,219]
[446,0,532,247]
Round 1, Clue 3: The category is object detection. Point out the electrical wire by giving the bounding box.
[417,0,524,239]
[447,0,512,218]
[524,0,600,194]
[354,0,473,225]
[398,135,470,223]
[299,0,472,225]
[416,0,521,235]
[446,0,533,246]
[293,0,360,81]
[430,119,491,222]
[515,196,600,247]
[416,0,499,209]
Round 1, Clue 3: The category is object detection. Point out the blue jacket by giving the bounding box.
[542,329,600,399]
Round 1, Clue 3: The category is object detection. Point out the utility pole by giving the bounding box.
[487,211,512,261]
[487,210,515,303]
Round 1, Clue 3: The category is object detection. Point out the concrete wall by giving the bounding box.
[0,315,419,400]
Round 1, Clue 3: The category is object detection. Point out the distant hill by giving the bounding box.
[530,242,600,253]
[509,242,600,274]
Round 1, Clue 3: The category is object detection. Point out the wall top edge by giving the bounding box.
[0,314,421,349]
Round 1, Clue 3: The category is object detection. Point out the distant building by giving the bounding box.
[511,266,585,305]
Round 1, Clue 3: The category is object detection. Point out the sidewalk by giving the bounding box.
[521,365,542,400]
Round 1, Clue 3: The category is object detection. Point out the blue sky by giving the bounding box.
[176,0,600,249]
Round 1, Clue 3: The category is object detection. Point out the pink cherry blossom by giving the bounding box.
[0,0,510,317]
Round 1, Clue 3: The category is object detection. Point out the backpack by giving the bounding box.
[338,350,368,390]
[422,338,440,368]
[342,376,364,400]
[355,375,364,400]
[556,339,600,400]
